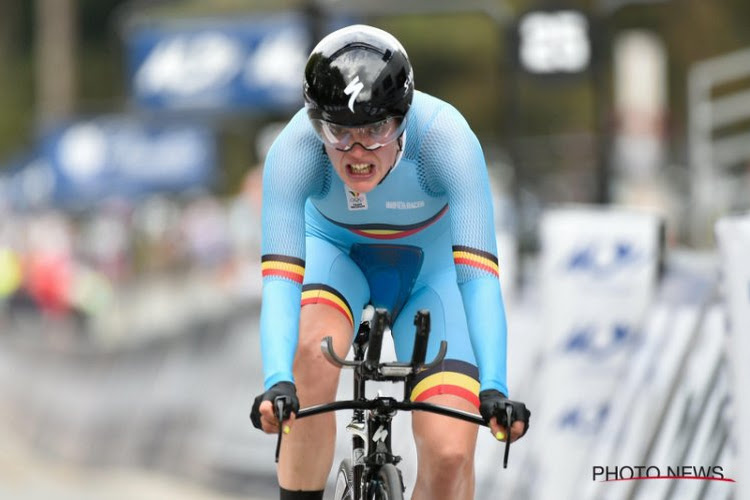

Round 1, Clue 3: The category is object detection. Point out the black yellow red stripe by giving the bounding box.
[410,360,480,408]
[452,245,499,277]
[320,205,449,240]
[301,284,354,327]
[261,254,305,283]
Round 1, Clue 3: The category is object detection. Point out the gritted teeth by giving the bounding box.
[348,163,373,174]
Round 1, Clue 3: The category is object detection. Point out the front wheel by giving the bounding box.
[333,459,355,500]
[368,464,404,500]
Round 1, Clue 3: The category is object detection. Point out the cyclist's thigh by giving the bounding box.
[392,270,480,411]
[294,237,369,404]
[301,235,370,337]
[393,272,480,460]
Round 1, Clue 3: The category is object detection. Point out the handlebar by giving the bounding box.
[320,305,446,379]
[320,335,447,379]
[297,398,485,427]
[296,395,516,468]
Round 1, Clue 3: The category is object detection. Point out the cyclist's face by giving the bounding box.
[325,139,400,193]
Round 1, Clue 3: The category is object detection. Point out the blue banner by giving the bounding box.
[124,13,310,112]
[0,153,56,210]
[35,116,216,205]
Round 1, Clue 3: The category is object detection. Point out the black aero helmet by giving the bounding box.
[304,25,414,127]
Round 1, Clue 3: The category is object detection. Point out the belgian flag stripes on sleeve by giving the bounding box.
[261,254,305,283]
[452,246,499,277]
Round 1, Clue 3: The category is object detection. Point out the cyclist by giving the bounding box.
[251,24,530,500]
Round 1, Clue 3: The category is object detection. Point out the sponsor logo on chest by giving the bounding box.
[386,200,426,210]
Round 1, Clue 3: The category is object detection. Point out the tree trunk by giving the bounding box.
[0,1,21,63]
[35,0,77,128]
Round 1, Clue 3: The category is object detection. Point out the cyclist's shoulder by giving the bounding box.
[411,91,457,121]
[408,91,474,140]
[264,107,328,177]
[271,107,318,147]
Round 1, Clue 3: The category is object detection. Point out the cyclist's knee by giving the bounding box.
[294,329,334,365]
[297,304,351,364]
[292,336,339,400]
[413,396,478,478]
[293,304,351,402]
[419,438,474,475]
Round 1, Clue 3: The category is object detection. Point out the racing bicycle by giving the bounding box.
[268,306,518,499]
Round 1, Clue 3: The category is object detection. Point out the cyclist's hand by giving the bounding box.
[478,390,530,443]
[250,382,299,434]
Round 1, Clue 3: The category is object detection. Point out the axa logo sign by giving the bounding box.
[558,402,610,434]
[562,323,638,360]
[564,240,644,278]
[135,33,243,97]
[243,29,307,93]
[131,26,306,108]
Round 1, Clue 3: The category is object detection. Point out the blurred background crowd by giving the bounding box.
[0,0,749,499]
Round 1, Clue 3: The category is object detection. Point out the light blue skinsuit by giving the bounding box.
[260,91,509,406]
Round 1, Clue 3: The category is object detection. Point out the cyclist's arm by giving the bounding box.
[259,110,328,390]
[421,105,509,397]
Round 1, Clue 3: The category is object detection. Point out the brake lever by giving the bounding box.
[503,404,513,469]
[274,397,288,463]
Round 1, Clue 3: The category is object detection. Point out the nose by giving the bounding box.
[350,127,376,147]
[346,142,371,154]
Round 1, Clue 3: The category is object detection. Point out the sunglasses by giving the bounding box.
[310,116,406,151]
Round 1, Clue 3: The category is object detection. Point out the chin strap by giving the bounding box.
[377,131,406,186]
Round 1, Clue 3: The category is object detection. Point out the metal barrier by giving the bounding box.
[689,46,750,246]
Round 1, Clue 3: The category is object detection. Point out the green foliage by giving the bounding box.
[379,15,504,140]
